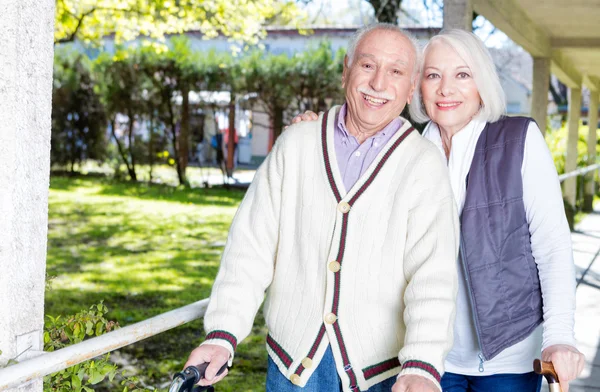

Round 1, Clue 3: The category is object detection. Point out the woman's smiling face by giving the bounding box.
[421,41,482,135]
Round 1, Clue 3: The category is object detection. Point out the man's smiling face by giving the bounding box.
[342,29,417,135]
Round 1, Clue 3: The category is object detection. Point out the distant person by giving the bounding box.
[211,131,226,182]
[181,23,460,392]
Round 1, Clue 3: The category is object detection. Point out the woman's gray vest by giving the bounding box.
[460,116,543,361]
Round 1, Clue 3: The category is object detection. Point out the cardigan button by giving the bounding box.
[328,261,341,273]
[301,357,313,369]
[290,374,302,385]
[338,201,351,213]
[324,313,337,324]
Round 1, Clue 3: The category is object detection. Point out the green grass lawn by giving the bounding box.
[45,176,267,391]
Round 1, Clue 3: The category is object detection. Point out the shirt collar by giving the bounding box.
[422,118,487,159]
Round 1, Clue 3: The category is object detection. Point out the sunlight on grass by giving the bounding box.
[46,176,267,391]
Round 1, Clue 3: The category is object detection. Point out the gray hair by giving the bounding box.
[409,29,506,124]
[346,23,421,83]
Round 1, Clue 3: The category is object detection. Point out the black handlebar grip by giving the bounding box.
[170,362,229,392]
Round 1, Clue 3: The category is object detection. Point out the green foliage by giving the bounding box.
[55,0,304,46]
[291,42,346,112]
[545,123,594,175]
[545,122,599,216]
[46,176,270,390]
[52,38,345,181]
[52,49,107,171]
[43,303,161,392]
[94,48,160,181]
[238,42,344,141]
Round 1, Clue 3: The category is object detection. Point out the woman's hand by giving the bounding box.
[284,110,320,129]
[541,344,585,392]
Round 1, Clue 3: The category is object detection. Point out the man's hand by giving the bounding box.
[542,344,585,392]
[284,110,320,129]
[183,344,230,387]
[392,374,438,392]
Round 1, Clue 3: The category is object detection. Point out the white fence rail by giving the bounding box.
[558,163,600,182]
[0,299,209,391]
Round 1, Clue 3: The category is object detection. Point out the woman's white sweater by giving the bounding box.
[202,107,460,391]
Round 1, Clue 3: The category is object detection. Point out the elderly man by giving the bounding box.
[183,23,459,392]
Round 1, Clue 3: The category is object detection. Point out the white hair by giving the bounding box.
[346,23,421,83]
[409,29,506,124]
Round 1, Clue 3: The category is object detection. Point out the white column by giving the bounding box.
[584,92,599,211]
[531,57,551,135]
[443,0,473,31]
[564,88,582,227]
[0,0,55,390]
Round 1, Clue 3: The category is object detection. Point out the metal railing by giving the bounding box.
[558,163,600,182]
[0,299,209,391]
[2,165,600,391]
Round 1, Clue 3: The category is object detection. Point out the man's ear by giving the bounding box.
[406,72,420,104]
[342,55,350,88]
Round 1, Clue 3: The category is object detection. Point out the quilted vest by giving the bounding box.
[460,116,543,360]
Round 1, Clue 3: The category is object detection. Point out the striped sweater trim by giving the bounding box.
[266,334,293,368]
[320,111,415,392]
[294,324,326,376]
[205,330,238,351]
[321,110,342,202]
[402,360,441,383]
[333,322,359,389]
[362,357,401,380]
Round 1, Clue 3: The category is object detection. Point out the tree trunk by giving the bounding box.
[68,128,77,173]
[180,84,190,175]
[148,112,155,183]
[110,117,137,181]
[367,0,402,23]
[127,111,137,180]
[226,95,236,177]
[272,106,284,144]
[549,81,568,107]
[167,102,187,186]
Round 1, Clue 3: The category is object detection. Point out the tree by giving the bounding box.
[291,42,345,114]
[138,37,206,186]
[367,0,404,23]
[52,51,106,172]
[239,51,297,145]
[54,0,303,46]
[93,49,155,181]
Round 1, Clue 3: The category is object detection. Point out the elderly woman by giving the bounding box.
[410,28,584,392]
[292,28,585,392]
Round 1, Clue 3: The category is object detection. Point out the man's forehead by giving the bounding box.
[356,53,409,66]
[356,30,414,57]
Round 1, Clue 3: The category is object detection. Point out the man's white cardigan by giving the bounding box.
[202,107,459,391]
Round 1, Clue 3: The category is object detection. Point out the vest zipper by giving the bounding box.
[459,237,487,371]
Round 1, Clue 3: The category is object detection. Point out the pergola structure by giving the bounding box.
[445,0,600,220]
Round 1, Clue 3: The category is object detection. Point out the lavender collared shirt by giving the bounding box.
[334,104,404,191]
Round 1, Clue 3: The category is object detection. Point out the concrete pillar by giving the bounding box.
[564,88,582,228]
[584,92,599,211]
[443,0,473,31]
[531,57,551,135]
[0,0,55,390]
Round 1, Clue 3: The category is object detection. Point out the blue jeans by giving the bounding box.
[266,345,396,391]
[441,371,542,392]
